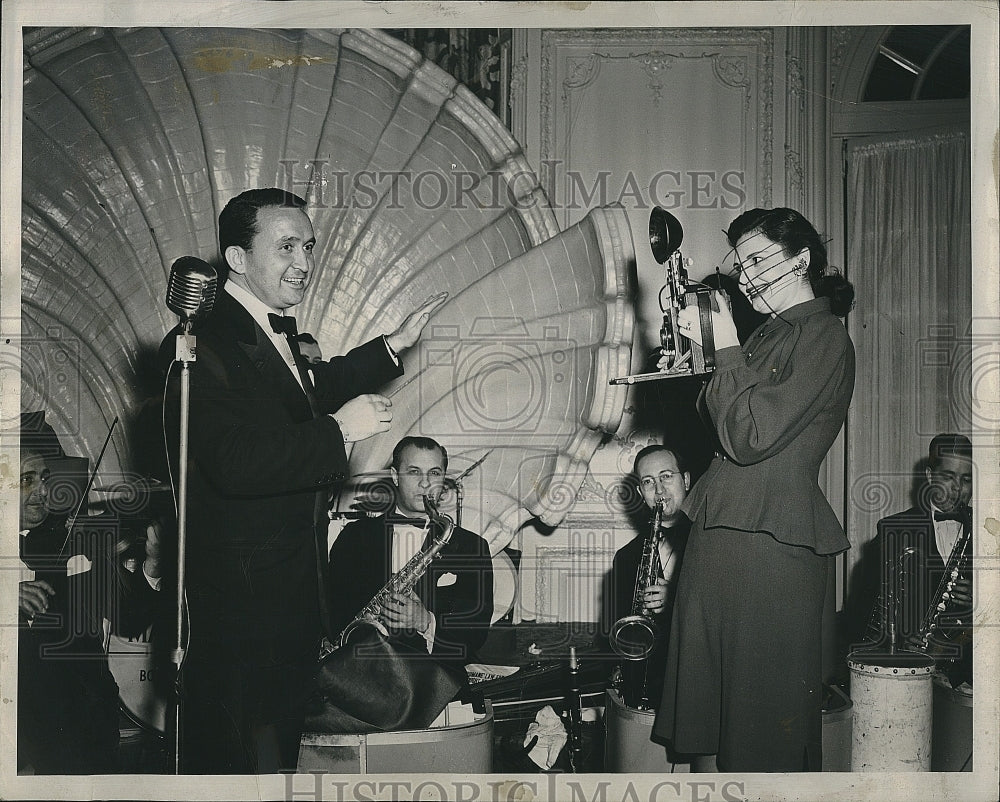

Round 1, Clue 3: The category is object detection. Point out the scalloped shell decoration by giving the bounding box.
[19,27,635,552]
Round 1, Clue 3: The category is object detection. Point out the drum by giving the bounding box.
[107,624,168,735]
[604,688,689,773]
[848,650,934,771]
[298,700,493,773]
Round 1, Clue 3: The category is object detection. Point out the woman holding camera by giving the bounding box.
[653,207,855,772]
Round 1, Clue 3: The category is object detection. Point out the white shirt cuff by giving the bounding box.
[420,613,436,653]
[383,335,400,366]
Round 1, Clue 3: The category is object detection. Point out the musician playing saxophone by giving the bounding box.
[327,436,494,679]
[853,433,974,688]
[602,444,690,708]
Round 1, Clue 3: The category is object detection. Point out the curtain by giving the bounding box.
[844,130,971,589]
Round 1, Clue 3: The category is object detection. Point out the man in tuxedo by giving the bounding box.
[858,433,974,687]
[327,436,494,677]
[162,188,446,773]
[17,445,163,774]
[601,444,690,709]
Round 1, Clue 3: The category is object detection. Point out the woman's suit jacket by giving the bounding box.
[682,297,855,555]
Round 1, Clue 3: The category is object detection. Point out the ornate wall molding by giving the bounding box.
[784,27,827,222]
[534,544,616,623]
[540,27,774,207]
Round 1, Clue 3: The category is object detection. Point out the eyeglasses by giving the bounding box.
[639,471,678,489]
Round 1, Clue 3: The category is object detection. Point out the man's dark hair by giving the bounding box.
[294,332,318,345]
[633,443,687,477]
[392,436,449,473]
[927,433,973,470]
[218,188,307,257]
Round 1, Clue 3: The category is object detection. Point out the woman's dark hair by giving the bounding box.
[726,207,855,317]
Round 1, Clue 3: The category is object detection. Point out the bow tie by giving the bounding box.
[934,507,971,523]
[268,313,298,337]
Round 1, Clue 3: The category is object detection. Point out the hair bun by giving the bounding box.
[814,273,855,317]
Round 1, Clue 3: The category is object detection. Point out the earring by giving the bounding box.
[794,259,808,276]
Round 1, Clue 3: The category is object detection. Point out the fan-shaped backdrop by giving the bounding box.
[19,26,635,553]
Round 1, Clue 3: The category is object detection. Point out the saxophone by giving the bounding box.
[335,494,455,649]
[915,506,973,660]
[610,501,663,662]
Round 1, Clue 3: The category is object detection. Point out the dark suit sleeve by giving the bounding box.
[177,335,397,497]
[310,337,402,406]
[429,530,493,663]
[327,521,385,639]
[706,319,855,465]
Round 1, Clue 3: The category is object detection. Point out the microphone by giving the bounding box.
[166,256,218,328]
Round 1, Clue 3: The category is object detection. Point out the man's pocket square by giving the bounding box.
[436,572,458,587]
[66,554,93,577]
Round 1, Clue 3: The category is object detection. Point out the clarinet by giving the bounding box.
[566,647,583,773]
[916,507,973,660]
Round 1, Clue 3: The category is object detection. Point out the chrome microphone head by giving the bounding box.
[166,256,218,324]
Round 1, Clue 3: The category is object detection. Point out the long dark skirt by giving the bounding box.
[653,524,827,772]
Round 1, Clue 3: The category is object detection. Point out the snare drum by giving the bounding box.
[107,625,168,735]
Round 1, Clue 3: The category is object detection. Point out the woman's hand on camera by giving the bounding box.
[674,293,739,351]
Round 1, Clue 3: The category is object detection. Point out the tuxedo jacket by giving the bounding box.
[161,289,402,657]
[857,506,973,668]
[608,517,690,640]
[328,514,494,670]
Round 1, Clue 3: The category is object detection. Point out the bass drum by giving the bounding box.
[604,688,690,773]
[107,624,168,736]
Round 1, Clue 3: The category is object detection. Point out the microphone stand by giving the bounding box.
[171,324,197,774]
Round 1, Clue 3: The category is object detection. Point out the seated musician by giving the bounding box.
[327,436,494,682]
[601,444,690,709]
[853,433,973,688]
[17,440,163,774]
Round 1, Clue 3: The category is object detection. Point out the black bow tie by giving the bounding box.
[268,313,298,337]
[934,507,971,524]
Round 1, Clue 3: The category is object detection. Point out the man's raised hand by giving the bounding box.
[385,292,449,354]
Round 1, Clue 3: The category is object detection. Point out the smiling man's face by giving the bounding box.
[227,205,316,310]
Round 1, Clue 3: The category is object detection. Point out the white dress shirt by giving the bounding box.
[391,521,437,652]
[929,503,963,563]
[225,281,305,389]
[225,281,400,394]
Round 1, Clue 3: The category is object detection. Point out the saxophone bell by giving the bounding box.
[609,501,663,662]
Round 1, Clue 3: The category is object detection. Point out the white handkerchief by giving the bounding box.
[436,572,458,587]
[66,554,92,577]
